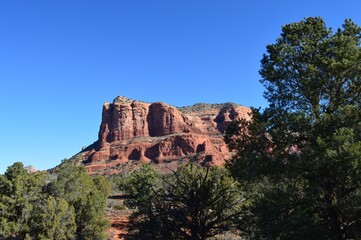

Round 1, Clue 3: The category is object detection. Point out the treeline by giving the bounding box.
[0,162,111,240]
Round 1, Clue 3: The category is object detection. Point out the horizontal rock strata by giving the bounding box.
[76,96,250,174]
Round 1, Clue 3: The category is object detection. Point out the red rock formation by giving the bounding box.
[148,102,190,136]
[76,96,251,174]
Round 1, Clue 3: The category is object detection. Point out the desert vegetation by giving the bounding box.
[226,17,361,239]
[1,17,360,240]
[178,102,238,114]
[0,161,110,239]
[122,164,244,240]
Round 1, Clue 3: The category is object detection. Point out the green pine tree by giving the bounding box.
[227,17,361,239]
[125,164,245,240]
[0,162,46,238]
[27,196,76,240]
[49,163,109,240]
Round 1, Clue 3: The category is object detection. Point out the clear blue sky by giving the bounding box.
[1,0,360,173]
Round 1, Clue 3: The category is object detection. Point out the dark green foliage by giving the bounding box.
[227,17,361,239]
[124,164,244,240]
[124,164,163,239]
[27,196,76,240]
[50,163,95,204]
[159,164,244,240]
[93,175,112,198]
[73,191,109,240]
[107,172,132,194]
[50,163,110,240]
[0,162,109,239]
[0,162,46,237]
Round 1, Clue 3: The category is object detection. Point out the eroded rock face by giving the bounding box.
[148,103,189,136]
[78,96,251,174]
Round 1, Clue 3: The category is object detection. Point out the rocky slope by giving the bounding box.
[72,96,250,175]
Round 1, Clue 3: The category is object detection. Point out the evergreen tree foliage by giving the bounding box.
[50,163,110,240]
[0,162,110,239]
[226,17,361,239]
[125,164,244,240]
[0,162,45,238]
[124,164,163,239]
[159,164,244,240]
[27,196,76,240]
[92,175,112,199]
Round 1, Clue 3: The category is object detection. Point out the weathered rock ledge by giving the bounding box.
[71,96,250,175]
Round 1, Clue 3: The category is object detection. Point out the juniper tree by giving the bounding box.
[227,17,361,239]
[125,164,244,240]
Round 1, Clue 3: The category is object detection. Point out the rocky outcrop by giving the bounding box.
[25,165,37,173]
[75,96,251,175]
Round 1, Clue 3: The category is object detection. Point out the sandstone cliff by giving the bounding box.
[73,96,250,175]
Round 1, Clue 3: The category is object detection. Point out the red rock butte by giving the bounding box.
[71,96,251,174]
